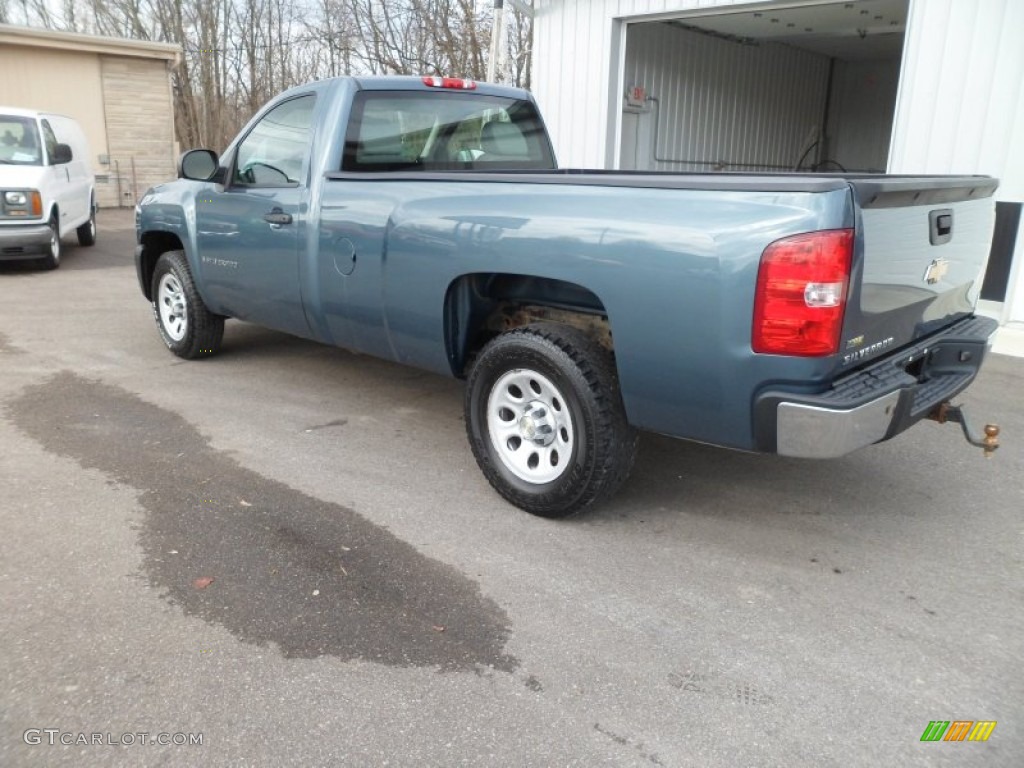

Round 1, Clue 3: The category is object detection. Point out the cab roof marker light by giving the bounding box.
[421,76,477,90]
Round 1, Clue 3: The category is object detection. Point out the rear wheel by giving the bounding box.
[39,214,61,270]
[76,200,96,246]
[151,250,224,359]
[465,323,638,517]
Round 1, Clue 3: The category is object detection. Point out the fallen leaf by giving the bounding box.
[192,576,215,590]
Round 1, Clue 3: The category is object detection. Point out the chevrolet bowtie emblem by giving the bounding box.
[923,258,950,285]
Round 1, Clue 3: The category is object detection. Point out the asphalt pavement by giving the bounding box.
[1,210,1021,767]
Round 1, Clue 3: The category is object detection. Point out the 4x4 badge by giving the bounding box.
[924,258,950,284]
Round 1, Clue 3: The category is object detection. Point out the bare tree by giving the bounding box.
[505,3,531,89]
[6,0,533,149]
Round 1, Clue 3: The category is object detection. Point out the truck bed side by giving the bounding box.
[309,176,856,450]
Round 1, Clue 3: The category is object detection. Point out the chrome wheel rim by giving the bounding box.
[157,273,187,342]
[49,226,59,261]
[487,368,575,484]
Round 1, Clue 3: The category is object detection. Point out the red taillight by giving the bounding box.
[421,76,477,90]
[752,229,854,356]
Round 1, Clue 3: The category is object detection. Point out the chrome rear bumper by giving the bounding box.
[777,391,901,458]
[755,315,998,458]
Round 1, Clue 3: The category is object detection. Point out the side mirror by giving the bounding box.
[179,149,220,181]
[52,143,73,164]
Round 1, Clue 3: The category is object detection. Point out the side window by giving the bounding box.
[233,94,316,187]
[40,120,58,164]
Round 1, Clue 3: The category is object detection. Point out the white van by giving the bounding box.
[0,107,96,269]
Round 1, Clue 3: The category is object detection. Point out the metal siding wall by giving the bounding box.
[532,0,754,168]
[825,58,902,173]
[624,22,829,172]
[890,0,1024,320]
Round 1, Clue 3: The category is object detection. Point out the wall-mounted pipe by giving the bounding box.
[647,97,800,172]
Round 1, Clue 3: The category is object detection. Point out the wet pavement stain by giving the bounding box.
[304,418,348,432]
[0,331,24,354]
[9,372,518,671]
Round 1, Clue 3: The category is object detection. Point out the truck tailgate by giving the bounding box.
[841,176,998,370]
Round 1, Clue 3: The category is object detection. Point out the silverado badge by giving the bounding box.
[923,258,950,285]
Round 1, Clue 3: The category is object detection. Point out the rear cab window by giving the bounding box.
[342,91,555,172]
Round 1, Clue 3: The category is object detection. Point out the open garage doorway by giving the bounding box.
[619,0,908,174]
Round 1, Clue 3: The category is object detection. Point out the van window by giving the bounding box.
[40,121,59,165]
[342,91,556,172]
[0,115,43,166]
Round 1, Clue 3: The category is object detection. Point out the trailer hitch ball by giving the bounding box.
[928,402,1000,457]
[983,424,1001,457]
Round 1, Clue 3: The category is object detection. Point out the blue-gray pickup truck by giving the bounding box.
[135,75,1001,517]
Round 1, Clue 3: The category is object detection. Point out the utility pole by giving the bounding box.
[487,0,505,83]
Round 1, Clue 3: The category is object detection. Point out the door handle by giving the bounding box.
[264,208,292,226]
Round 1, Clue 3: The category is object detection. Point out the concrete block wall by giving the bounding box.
[98,56,176,208]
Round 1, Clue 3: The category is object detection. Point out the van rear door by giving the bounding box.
[43,115,91,226]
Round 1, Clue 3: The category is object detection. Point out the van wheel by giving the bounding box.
[465,323,638,517]
[77,202,96,246]
[151,250,224,359]
[40,215,61,270]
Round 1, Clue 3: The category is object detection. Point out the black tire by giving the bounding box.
[76,201,97,246]
[151,250,224,359]
[465,323,638,517]
[39,214,60,270]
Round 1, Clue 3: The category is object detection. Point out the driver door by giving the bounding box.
[197,93,316,337]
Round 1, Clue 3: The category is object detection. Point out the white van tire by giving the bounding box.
[77,201,96,246]
[40,215,61,270]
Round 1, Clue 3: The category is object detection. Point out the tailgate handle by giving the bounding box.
[929,208,953,245]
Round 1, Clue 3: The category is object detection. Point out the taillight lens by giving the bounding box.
[752,229,854,356]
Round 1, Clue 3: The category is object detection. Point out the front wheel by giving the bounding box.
[465,323,638,517]
[151,250,224,359]
[39,215,60,270]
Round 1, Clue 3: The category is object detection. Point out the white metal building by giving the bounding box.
[530,0,1024,332]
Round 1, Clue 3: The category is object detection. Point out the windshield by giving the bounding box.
[0,116,43,166]
[343,91,556,172]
